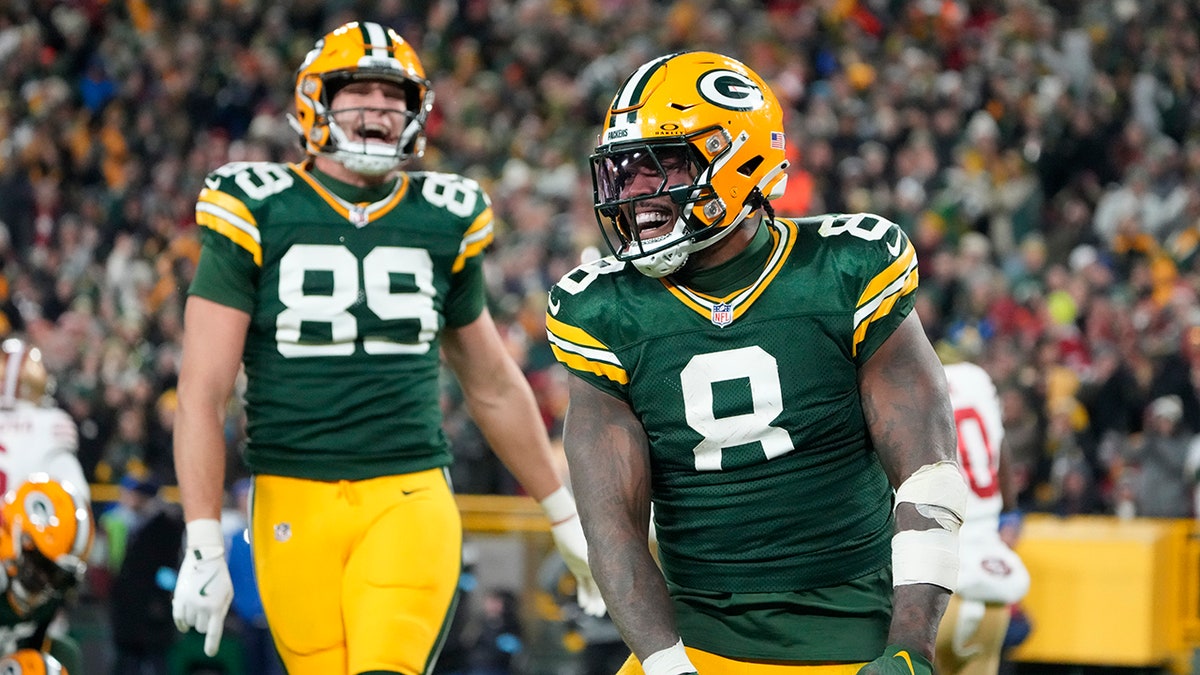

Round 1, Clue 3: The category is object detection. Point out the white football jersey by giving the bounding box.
[0,400,89,500]
[944,361,1028,604]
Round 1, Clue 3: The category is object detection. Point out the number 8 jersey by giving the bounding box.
[547,214,917,594]
[190,161,493,480]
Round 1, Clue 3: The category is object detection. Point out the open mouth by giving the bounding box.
[355,121,395,144]
[634,209,673,240]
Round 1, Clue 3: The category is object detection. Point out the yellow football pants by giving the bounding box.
[616,647,867,674]
[251,469,462,675]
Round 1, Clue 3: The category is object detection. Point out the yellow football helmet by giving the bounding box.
[1,475,93,613]
[290,20,432,175]
[0,649,67,675]
[591,51,789,277]
[0,338,48,408]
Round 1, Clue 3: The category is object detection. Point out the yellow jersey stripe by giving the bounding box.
[452,208,495,273]
[549,344,629,385]
[855,238,915,309]
[546,313,609,350]
[291,163,410,223]
[198,188,257,229]
[662,218,796,322]
[196,211,263,266]
[734,222,795,319]
[852,265,918,356]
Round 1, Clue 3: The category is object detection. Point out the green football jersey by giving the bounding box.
[190,161,494,480]
[548,214,918,594]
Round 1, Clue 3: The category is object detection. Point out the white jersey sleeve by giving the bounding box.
[0,402,90,500]
[944,362,1029,603]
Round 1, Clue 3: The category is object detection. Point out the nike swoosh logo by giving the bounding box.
[198,572,219,597]
[401,487,428,496]
[547,294,561,316]
[893,650,915,675]
[886,229,903,257]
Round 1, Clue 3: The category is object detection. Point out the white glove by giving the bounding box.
[541,487,607,617]
[172,519,234,657]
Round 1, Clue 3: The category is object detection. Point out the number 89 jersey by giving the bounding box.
[191,161,493,480]
[547,214,917,594]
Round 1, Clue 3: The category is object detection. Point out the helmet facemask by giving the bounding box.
[8,538,79,613]
[591,134,730,278]
[294,72,433,176]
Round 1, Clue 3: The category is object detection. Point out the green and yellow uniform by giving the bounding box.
[191,161,489,673]
[0,593,77,673]
[547,214,918,662]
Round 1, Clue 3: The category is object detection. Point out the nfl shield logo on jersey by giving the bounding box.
[349,205,370,227]
[711,303,733,327]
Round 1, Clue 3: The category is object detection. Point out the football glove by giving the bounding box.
[541,487,606,617]
[172,519,233,657]
[857,645,933,675]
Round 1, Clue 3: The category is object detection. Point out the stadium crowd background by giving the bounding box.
[2,0,1200,574]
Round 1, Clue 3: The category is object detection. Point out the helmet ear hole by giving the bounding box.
[737,156,763,177]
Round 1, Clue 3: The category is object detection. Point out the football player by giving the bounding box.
[0,476,93,675]
[170,20,601,675]
[0,340,88,500]
[548,51,966,675]
[936,360,1030,675]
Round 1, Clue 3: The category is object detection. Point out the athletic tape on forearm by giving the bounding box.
[642,640,696,675]
[892,461,966,589]
[539,485,578,524]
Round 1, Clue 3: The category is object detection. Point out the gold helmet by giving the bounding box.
[1,475,93,613]
[0,338,48,408]
[0,649,67,675]
[591,51,789,277]
[290,20,433,175]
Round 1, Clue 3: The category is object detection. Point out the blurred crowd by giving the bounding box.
[2,0,1200,526]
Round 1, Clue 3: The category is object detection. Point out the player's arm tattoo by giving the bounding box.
[561,376,682,660]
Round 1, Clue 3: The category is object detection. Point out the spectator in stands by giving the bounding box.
[104,473,184,675]
[1125,395,1196,518]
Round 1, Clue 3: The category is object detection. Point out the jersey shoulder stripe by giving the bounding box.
[852,233,917,356]
[196,186,262,265]
[196,161,302,266]
[452,206,495,273]
[545,311,628,384]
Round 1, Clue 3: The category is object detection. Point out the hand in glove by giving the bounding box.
[171,519,233,657]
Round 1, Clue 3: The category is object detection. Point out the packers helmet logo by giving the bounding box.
[697,69,764,111]
[23,493,54,528]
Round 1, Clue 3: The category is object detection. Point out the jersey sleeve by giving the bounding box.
[188,165,262,312]
[443,176,495,328]
[839,213,919,364]
[545,259,630,400]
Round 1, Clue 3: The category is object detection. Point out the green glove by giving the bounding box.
[856,645,933,675]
